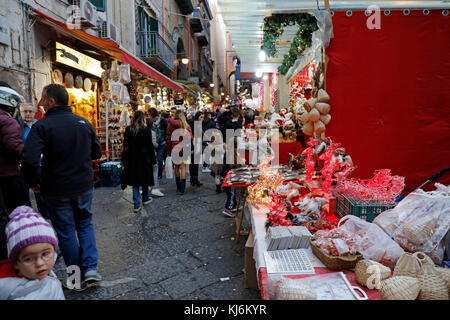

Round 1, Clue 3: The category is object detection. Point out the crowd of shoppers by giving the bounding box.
[0,78,258,299]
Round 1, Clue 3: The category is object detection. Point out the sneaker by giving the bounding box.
[84,270,102,285]
[202,167,211,173]
[133,205,141,213]
[151,189,165,197]
[143,197,153,205]
[222,209,235,218]
[231,206,243,213]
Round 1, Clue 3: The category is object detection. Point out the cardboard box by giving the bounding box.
[245,231,258,289]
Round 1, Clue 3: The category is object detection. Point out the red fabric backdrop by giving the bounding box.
[326,10,450,193]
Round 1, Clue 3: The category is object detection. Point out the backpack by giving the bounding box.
[154,121,165,145]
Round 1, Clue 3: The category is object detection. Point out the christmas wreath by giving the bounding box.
[262,13,318,75]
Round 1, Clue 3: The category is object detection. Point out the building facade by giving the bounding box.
[0,0,214,104]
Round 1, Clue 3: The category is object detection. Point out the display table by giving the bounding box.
[222,172,306,240]
[245,203,382,300]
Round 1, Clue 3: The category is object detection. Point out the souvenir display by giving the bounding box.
[52,69,63,84]
[64,72,74,88]
[75,75,83,88]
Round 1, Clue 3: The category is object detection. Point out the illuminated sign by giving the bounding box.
[55,42,103,78]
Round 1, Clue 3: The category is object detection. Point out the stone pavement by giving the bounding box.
[51,172,261,300]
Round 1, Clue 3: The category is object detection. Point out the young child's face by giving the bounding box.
[13,243,55,280]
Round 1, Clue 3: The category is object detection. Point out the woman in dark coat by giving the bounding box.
[121,111,156,212]
[188,111,204,187]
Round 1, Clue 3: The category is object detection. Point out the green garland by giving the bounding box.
[262,13,318,75]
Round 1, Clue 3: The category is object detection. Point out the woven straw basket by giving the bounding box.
[402,217,437,245]
[355,260,391,288]
[413,252,435,266]
[310,240,362,270]
[417,260,449,300]
[379,276,420,300]
[434,267,450,293]
[393,253,422,278]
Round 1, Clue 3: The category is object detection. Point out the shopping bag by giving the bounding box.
[165,156,173,179]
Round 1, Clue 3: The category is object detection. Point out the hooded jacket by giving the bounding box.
[0,260,65,300]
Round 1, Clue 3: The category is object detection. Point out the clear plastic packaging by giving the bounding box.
[120,85,130,104]
[119,63,131,84]
[267,272,368,300]
[338,215,404,268]
[374,184,450,264]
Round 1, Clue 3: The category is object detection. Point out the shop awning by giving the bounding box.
[33,8,184,94]
[175,80,203,95]
[175,81,198,98]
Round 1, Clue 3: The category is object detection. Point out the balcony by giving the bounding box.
[137,31,175,75]
[175,0,194,15]
[190,9,203,33]
[196,30,208,47]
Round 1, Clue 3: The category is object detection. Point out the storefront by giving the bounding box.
[33,8,184,162]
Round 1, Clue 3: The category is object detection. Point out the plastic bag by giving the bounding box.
[165,156,173,179]
[110,60,120,81]
[119,64,131,84]
[266,272,367,300]
[118,105,130,127]
[120,85,130,104]
[381,184,450,262]
[109,81,123,101]
[338,215,404,269]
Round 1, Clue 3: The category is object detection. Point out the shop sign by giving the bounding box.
[55,42,103,77]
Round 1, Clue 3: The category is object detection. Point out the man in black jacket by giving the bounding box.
[22,84,102,289]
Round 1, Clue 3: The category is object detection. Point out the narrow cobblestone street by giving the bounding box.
[50,173,260,300]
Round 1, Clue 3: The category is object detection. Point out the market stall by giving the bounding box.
[224,135,449,301]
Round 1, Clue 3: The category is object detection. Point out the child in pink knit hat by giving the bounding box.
[0,206,64,299]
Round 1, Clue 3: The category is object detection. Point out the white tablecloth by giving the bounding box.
[245,202,325,272]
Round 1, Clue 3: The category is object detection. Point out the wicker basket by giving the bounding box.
[417,261,449,300]
[434,267,450,293]
[379,276,420,300]
[310,239,363,270]
[413,251,435,266]
[402,217,437,246]
[393,253,422,278]
[355,260,392,288]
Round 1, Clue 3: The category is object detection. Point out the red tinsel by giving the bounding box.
[301,138,319,181]
[337,169,405,203]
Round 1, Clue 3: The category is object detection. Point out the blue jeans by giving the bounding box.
[157,143,166,178]
[153,165,158,188]
[132,186,149,209]
[45,188,98,278]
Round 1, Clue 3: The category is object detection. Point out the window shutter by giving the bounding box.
[88,0,105,12]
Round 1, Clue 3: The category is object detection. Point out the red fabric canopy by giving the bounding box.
[325,10,450,193]
[33,9,183,94]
